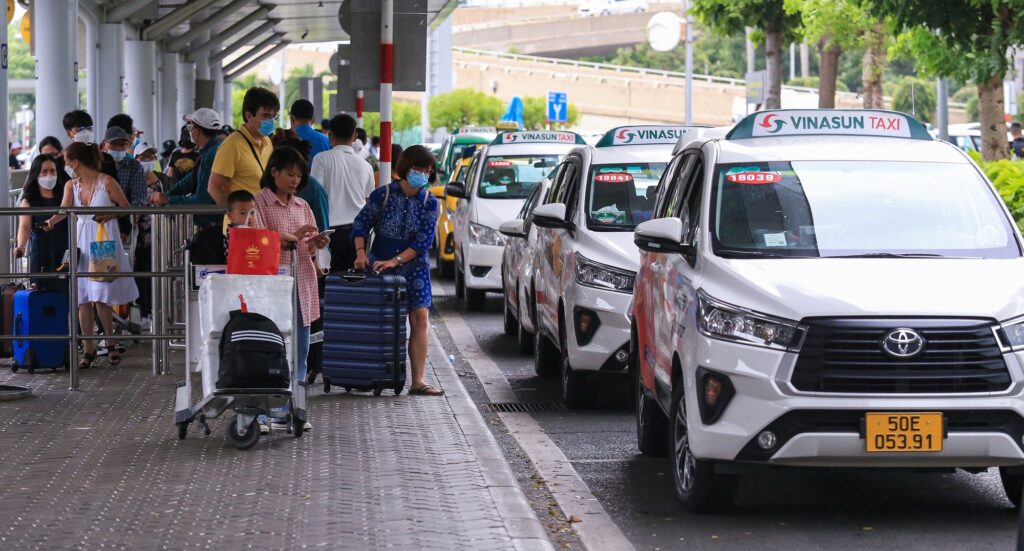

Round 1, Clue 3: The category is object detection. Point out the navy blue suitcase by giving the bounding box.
[12,290,69,373]
[322,272,407,396]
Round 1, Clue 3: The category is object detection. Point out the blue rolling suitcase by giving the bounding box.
[12,290,69,373]
[322,272,407,396]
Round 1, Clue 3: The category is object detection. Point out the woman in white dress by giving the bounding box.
[42,142,139,369]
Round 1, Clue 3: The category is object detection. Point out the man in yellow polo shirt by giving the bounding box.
[209,87,280,205]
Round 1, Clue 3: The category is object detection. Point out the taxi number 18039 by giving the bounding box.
[864,412,943,452]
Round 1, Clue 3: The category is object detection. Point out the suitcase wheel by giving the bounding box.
[394,385,403,396]
[176,421,189,440]
[10,364,18,374]
[324,381,331,393]
[373,387,383,397]
[344,387,352,393]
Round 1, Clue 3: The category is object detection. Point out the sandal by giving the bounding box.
[108,350,121,366]
[78,352,96,370]
[409,385,445,396]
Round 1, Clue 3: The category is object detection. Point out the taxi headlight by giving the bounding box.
[469,222,506,246]
[697,292,804,350]
[998,317,1024,350]
[575,254,635,293]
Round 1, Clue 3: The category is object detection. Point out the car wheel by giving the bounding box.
[455,262,465,299]
[533,325,560,379]
[438,258,454,279]
[669,381,738,513]
[517,289,534,355]
[560,326,589,409]
[503,288,517,335]
[1000,467,1024,509]
[634,327,667,456]
[467,288,486,311]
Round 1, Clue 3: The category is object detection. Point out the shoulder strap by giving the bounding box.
[383,183,391,210]
[237,130,265,173]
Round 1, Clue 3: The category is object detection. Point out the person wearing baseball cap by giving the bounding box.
[102,125,147,210]
[151,108,226,228]
[289,99,331,166]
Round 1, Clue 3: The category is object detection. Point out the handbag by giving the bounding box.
[226,211,281,275]
[88,223,120,282]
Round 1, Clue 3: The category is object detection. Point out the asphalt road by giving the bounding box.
[433,289,1021,551]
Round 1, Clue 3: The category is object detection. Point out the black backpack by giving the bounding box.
[217,310,290,389]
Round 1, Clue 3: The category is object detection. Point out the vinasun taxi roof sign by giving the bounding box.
[596,125,709,147]
[491,131,587,145]
[726,109,933,140]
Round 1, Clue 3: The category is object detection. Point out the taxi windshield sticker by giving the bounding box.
[725,171,781,185]
[594,173,633,184]
[488,160,512,168]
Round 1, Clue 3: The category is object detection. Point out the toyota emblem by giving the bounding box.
[881,328,925,358]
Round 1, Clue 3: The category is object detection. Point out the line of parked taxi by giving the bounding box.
[431,110,1024,513]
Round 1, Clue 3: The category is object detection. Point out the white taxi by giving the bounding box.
[447,131,585,311]
[631,109,1024,512]
[529,125,701,408]
[498,178,552,355]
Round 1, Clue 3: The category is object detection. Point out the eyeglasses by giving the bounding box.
[410,167,433,175]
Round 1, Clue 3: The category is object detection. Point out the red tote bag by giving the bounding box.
[227,227,281,275]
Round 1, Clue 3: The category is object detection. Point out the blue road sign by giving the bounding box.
[547,91,567,123]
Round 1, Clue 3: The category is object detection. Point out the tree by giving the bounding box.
[362,102,422,136]
[875,0,1024,160]
[785,0,873,108]
[860,22,886,108]
[891,77,937,123]
[692,0,803,109]
[521,96,580,129]
[428,88,504,131]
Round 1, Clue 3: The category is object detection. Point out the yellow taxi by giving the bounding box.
[431,153,477,277]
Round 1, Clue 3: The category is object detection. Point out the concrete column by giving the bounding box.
[224,80,234,126]
[68,1,79,90]
[177,61,196,123]
[125,40,157,138]
[97,23,125,131]
[159,51,180,145]
[35,0,79,144]
[211,43,224,118]
[194,31,211,80]
[80,3,99,118]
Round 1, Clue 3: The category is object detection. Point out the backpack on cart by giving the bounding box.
[217,310,290,389]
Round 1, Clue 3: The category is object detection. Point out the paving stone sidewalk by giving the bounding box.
[0,338,552,550]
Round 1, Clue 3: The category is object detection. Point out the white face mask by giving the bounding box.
[140,160,156,173]
[73,129,95,143]
[38,175,58,190]
[64,165,77,179]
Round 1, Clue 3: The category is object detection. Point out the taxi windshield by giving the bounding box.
[587,162,667,230]
[711,161,1021,259]
[478,155,559,199]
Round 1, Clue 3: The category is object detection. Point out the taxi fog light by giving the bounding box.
[757,431,777,450]
[573,307,602,346]
[695,367,735,425]
[614,349,629,363]
[696,292,804,351]
[704,377,722,407]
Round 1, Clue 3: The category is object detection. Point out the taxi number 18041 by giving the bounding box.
[864,412,943,452]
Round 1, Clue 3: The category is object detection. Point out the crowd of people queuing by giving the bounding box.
[14,87,443,432]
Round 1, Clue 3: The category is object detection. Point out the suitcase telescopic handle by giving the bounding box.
[340,268,383,283]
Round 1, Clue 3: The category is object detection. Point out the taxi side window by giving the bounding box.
[549,162,577,205]
[464,154,482,197]
[661,154,696,219]
[545,162,568,204]
[521,183,544,232]
[562,156,584,219]
[678,160,705,244]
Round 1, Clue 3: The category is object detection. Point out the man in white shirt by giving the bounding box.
[311,114,376,273]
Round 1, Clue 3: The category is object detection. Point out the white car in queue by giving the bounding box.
[447,131,586,311]
[529,125,704,408]
[498,178,553,355]
[631,109,1024,513]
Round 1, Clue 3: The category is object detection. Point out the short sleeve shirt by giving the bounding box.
[211,126,272,196]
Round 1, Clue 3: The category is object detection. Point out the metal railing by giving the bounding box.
[0,204,225,390]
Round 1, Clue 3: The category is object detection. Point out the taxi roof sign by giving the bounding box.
[457,126,496,135]
[596,125,709,147]
[727,109,933,141]
[491,131,587,146]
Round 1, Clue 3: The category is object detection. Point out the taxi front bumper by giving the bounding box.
[567,285,632,373]
[683,335,1024,468]
[464,243,504,290]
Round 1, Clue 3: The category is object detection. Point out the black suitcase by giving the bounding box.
[1,283,25,358]
[322,271,407,396]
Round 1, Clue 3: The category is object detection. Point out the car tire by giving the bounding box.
[517,290,534,355]
[1000,467,1024,509]
[503,291,517,335]
[455,262,465,299]
[634,328,667,456]
[560,327,589,409]
[438,259,454,279]
[467,288,486,311]
[533,326,560,379]
[669,380,738,513]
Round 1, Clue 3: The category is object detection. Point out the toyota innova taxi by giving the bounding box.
[630,109,1024,512]
[527,126,702,407]
[447,131,585,310]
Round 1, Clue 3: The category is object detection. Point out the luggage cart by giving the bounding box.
[173,246,307,450]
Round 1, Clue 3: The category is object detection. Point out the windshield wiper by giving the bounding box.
[827,252,954,259]
[716,248,802,258]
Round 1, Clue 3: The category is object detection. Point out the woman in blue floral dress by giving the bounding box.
[352,145,442,396]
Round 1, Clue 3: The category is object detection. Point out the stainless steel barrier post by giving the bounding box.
[68,212,79,390]
[150,213,159,376]
[159,215,170,374]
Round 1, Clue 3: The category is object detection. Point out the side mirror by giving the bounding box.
[531,203,573,230]
[445,182,466,199]
[635,218,691,254]
[499,219,527,238]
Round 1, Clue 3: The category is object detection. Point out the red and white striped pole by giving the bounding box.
[379,0,394,185]
[356,90,365,128]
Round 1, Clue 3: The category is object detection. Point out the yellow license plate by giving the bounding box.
[865,412,943,452]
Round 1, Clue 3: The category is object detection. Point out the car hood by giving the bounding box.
[578,230,639,272]
[473,198,525,230]
[702,257,1024,322]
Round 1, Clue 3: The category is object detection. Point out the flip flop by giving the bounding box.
[108,351,121,366]
[79,352,96,370]
[409,385,444,396]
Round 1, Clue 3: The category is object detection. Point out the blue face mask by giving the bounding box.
[108,150,126,162]
[259,119,276,137]
[407,170,430,189]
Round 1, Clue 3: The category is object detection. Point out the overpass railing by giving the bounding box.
[0,205,225,390]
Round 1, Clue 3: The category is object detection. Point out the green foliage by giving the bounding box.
[692,0,802,40]
[521,96,581,129]
[891,77,937,123]
[428,88,504,131]
[951,85,977,104]
[362,102,422,135]
[966,95,980,121]
[783,0,870,52]
[977,159,1024,228]
[787,76,848,91]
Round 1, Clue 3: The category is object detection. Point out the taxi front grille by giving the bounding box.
[791,318,1010,394]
